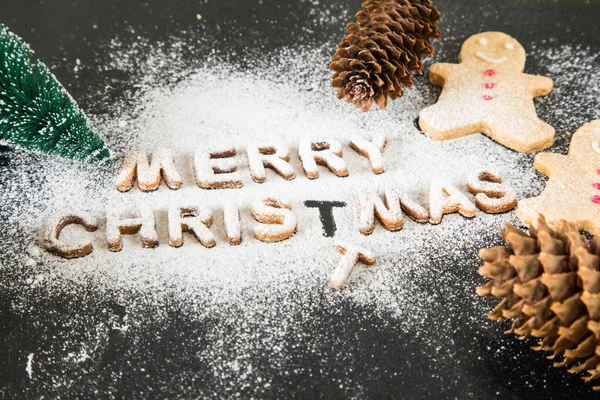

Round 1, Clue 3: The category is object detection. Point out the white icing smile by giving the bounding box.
[476,52,508,64]
[592,141,600,154]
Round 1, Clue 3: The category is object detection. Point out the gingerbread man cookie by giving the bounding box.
[419,32,554,153]
[518,120,600,235]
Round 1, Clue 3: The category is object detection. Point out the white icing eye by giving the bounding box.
[592,141,600,154]
[479,37,488,46]
[504,42,515,50]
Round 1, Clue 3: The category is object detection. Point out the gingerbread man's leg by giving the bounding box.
[570,205,600,238]
[419,101,485,141]
[517,196,554,229]
[518,193,590,234]
[486,115,555,153]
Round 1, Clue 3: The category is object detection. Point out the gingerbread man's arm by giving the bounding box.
[533,152,567,177]
[428,63,459,86]
[523,74,553,97]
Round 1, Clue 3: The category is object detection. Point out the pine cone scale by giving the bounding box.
[567,335,597,359]
[541,272,578,302]
[588,320,600,337]
[579,268,600,293]
[509,254,541,282]
[539,253,570,274]
[582,292,600,320]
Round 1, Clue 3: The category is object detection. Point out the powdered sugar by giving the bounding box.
[1,31,598,396]
[532,44,600,143]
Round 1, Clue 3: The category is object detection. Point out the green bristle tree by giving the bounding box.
[0,24,110,162]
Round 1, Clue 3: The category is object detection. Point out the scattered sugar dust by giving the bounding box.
[1,27,599,397]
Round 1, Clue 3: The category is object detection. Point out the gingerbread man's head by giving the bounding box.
[568,120,600,163]
[459,32,526,72]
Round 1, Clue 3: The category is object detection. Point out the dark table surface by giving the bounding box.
[1,0,600,398]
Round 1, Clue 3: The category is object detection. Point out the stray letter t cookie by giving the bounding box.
[419,32,555,153]
[518,120,600,235]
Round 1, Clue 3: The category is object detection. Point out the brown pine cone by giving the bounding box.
[478,216,600,390]
[330,0,441,111]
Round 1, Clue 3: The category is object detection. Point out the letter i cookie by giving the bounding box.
[518,120,600,235]
[419,32,555,153]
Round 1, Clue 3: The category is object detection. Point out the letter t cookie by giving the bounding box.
[419,32,554,153]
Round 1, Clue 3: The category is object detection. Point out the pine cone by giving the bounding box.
[478,216,600,390]
[330,0,441,111]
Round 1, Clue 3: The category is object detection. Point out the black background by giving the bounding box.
[1,0,600,398]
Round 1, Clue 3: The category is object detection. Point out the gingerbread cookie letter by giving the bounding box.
[518,120,600,235]
[247,142,296,183]
[42,213,98,259]
[252,196,297,243]
[356,189,404,235]
[168,204,215,248]
[419,32,554,153]
[193,146,242,189]
[116,148,182,192]
[299,140,349,179]
[429,180,476,224]
[223,203,242,246]
[106,206,158,251]
[349,134,386,174]
[331,241,376,290]
[467,170,517,213]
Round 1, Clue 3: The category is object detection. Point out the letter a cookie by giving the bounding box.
[419,32,554,153]
[518,120,600,235]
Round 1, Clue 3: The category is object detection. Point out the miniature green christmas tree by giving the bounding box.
[0,24,110,162]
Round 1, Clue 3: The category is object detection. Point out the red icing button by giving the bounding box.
[592,195,600,204]
[483,95,493,101]
[485,82,495,89]
[594,183,600,190]
[485,69,496,76]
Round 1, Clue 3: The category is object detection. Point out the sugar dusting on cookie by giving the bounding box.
[0,34,598,395]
